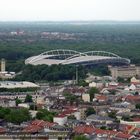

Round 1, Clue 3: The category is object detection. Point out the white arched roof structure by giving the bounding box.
[25,49,130,66]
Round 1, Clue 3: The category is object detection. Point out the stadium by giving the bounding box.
[25,49,130,66]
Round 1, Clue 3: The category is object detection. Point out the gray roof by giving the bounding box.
[86,114,114,121]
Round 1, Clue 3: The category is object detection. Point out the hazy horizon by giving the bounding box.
[1,20,140,22]
[0,0,140,21]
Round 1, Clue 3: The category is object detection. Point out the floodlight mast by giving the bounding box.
[76,65,78,85]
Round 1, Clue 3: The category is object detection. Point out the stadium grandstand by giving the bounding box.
[25,49,130,66]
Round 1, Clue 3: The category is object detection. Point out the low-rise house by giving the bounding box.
[131,77,140,84]
[94,95,108,103]
[23,120,56,134]
[0,127,7,135]
[129,84,136,91]
[82,93,90,102]
[0,98,16,107]
[53,107,81,126]
[89,81,104,88]
[63,87,86,96]
[114,132,135,140]
[73,124,135,140]
[120,119,140,128]
[122,95,140,104]
[119,124,136,134]
[66,119,85,128]
[53,114,67,126]
[130,109,140,116]
[74,125,95,135]
[44,96,56,105]
[18,103,30,109]
[110,102,135,113]
[86,114,114,124]
[78,106,87,120]
[100,88,110,94]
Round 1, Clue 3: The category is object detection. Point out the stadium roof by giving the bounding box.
[25,49,130,66]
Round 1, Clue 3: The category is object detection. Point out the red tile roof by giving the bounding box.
[23,120,56,133]
[74,125,95,135]
[31,120,45,126]
[115,132,133,139]
[96,95,107,101]
[0,127,7,134]
[57,108,78,117]
[23,124,42,133]
[132,117,140,122]
[120,124,135,134]
[64,87,86,94]
[124,95,140,101]
[95,129,117,136]
[74,125,135,139]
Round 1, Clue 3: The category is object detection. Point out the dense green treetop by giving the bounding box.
[0,107,31,124]
[0,23,140,65]
[85,107,96,117]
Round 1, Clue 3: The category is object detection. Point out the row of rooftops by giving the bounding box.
[1,120,139,139]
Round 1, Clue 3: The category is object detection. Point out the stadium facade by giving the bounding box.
[25,49,130,66]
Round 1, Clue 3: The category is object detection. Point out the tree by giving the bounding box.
[29,104,37,110]
[36,109,57,122]
[68,115,76,120]
[36,112,44,119]
[108,111,117,119]
[15,98,22,106]
[134,91,139,95]
[88,87,99,102]
[117,77,130,83]
[100,126,107,130]
[73,135,90,140]
[117,77,125,83]
[135,104,140,109]
[64,92,77,102]
[0,107,11,119]
[5,108,30,124]
[110,90,116,95]
[24,94,33,103]
[122,115,132,121]
[78,80,88,87]
[85,107,96,117]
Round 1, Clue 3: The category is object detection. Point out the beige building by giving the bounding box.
[109,65,140,79]
[1,58,6,72]
[0,59,16,79]
[82,93,90,102]
[131,77,140,83]
[78,107,87,120]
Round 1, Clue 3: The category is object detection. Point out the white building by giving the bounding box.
[131,77,140,83]
[53,115,67,126]
[0,81,39,89]
[89,82,103,88]
[82,93,90,102]
[18,103,30,109]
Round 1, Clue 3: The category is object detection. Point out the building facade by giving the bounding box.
[109,65,140,79]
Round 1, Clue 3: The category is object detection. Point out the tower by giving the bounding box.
[76,66,78,84]
[1,59,6,72]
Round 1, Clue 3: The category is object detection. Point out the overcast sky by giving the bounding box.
[0,0,140,21]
